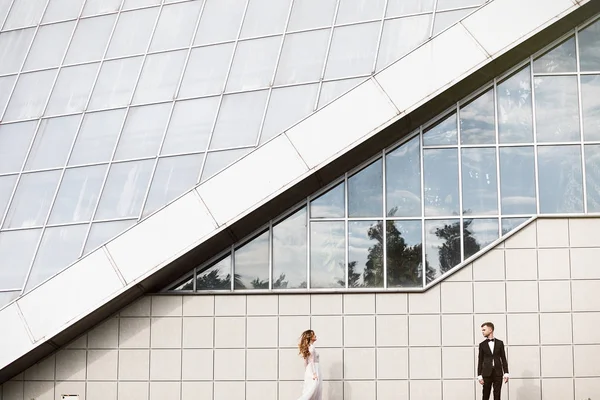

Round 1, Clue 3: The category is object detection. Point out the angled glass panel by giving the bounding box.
[225,36,281,92]
[423,148,459,217]
[460,88,495,145]
[497,66,533,144]
[64,14,117,64]
[538,145,583,214]
[3,170,62,229]
[106,7,159,58]
[69,109,126,166]
[196,255,232,291]
[3,0,46,29]
[45,63,100,116]
[0,174,17,221]
[209,90,268,150]
[437,0,484,9]
[310,221,345,288]
[533,37,576,74]
[386,220,422,288]
[274,29,330,86]
[234,230,269,289]
[310,182,344,218]
[114,103,171,160]
[25,115,81,171]
[143,153,204,217]
[0,291,20,308]
[94,159,154,219]
[501,217,529,235]
[179,43,235,98]
[464,218,498,259]
[81,0,122,16]
[0,28,35,75]
[423,113,457,146]
[169,274,193,291]
[272,207,307,289]
[123,0,160,10]
[3,69,57,121]
[386,135,421,217]
[84,219,136,253]
[348,220,383,288]
[348,159,382,217]
[287,0,336,31]
[0,229,42,290]
[424,219,460,283]
[0,75,15,115]
[194,0,246,46]
[585,145,600,212]
[201,147,251,181]
[0,121,37,174]
[240,0,291,38]
[534,76,580,143]
[260,83,318,144]
[324,22,379,79]
[162,97,220,156]
[581,75,600,141]
[461,147,498,215]
[150,1,202,52]
[376,14,431,70]
[132,50,187,104]
[432,8,473,36]
[386,0,434,17]
[318,77,365,108]
[48,164,108,224]
[42,0,86,23]
[578,19,600,72]
[25,224,88,292]
[23,21,75,71]
[336,0,385,24]
[0,0,11,26]
[88,56,144,110]
[499,147,536,215]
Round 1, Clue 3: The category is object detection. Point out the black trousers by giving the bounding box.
[482,369,503,400]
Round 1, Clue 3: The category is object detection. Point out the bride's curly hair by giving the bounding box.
[298,329,315,359]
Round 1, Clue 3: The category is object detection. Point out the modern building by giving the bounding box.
[0,0,600,398]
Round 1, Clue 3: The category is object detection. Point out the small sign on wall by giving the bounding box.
[61,396,79,400]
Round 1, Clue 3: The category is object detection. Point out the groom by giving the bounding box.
[477,322,509,400]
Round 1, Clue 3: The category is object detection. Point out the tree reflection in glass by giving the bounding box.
[425,219,475,283]
[538,145,583,214]
[460,88,495,145]
[310,221,345,288]
[234,230,269,289]
[581,75,600,141]
[501,217,529,235]
[347,220,383,288]
[497,66,533,144]
[386,218,423,288]
[461,147,498,215]
[464,218,498,259]
[584,145,600,212]
[196,255,234,290]
[310,181,345,218]
[578,19,600,72]
[533,37,576,73]
[423,112,457,146]
[171,273,194,291]
[348,159,382,217]
[272,207,307,289]
[385,135,421,217]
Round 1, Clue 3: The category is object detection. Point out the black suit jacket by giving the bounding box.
[477,338,509,377]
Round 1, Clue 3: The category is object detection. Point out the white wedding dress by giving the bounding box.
[297,344,322,400]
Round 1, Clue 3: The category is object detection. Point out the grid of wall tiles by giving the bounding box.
[2,217,600,400]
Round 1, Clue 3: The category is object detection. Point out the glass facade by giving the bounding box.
[168,19,600,292]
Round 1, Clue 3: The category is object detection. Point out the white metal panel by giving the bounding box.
[0,304,34,368]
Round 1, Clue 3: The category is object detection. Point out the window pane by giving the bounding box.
[169,274,193,291]
[45,63,99,116]
[497,66,533,143]
[348,220,383,288]
[0,229,42,290]
[3,0,46,29]
[143,154,204,217]
[0,28,35,75]
[162,97,220,155]
[310,182,344,218]
[386,0,434,17]
[82,0,122,16]
[4,69,57,121]
[25,224,88,292]
[0,75,15,116]
[0,174,17,220]
[436,0,484,9]
[150,1,202,52]
[209,90,268,150]
[387,220,422,288]
[336,0,385,24]
[464,218,498,259]
[0,0,12,26]
[197,255,231,290]
[533,37,577,74]
[25,115,81,171]
[423,148,459,217]
[179,43,234,98]
[65,14,116,64]
[499,147,536,215]
[287,0,336,31]
[376,14,431,70]
[423,113,457,146]
[42,0,85,23]
[0,121,37,174]
[88,56,144,110]
[3,170,62,229]
[114,103,171,160]
[424,219,460,283]
[585,145,600,212]
[325,22,379,79]
[501,217,529,235]
[95,159,154,219]
[348,159,382,217]
[460,88,495,145]
[69,109,126,165]
[240,0,291,38]
[234,230,269,289]
[432,8,473,36]
[84,219,135,253]
[461,148,498,215]
[386,135,421,217]
[122,0,160,10]
[318,77,365,108]
[226,36,280,92]
[581,75,600,141]
[106,7,159,58]
[273,207,307,289]
[578,19,600,72]
[133,50,187,104]
[23,21,75,71]
[534,76,580,143]
[538,145,583,214]
[274,29,330,86]
[200,147,251,181]
[194,0,246,45]
[310,221,344,288]
[49,164,108,224]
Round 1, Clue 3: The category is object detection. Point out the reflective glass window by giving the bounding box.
[501,217,529,235]
[0,75,15,116]
[23,21,75,71]
[423,113,457,146]
[0,121,37,174]
[581,75,600,141]
[386,220,422,288]
[0,174,17,221]
[240,0,291,38]
[226,36,281,92]
[287,0,336,31]
[461,147,498,215]
[423,148,459,217]
[578,19,600,72]
[348,220,383,288]
[432,8,473,36]
[64,14,116,64]
[310,221,345,288]
[0,28,35,75]
[122,0,160,10]
[499,147,536,215]
[194,0,246,45]
[464,218,498,259]
[585,145,600,212]
[25,115,81,171]
[274,29,330,86]
[386,0,435,18]
[534,76,580,143]
[196,255,231,290]
[81,0,122,16]
[201,148,251,181]
[325,22,379,79]
[84,219,135,254]
[69,109,126,166]
[318,77,365,108]
[0,0,11,26]
[436,0,484,9]
[114,103,171,160]
[310,182,344,218]
[460,89,495,145]
[169,274,193,291]
[424,219,460,283]
[150,1,202,51]
[0,229,42,290]
[234,230,269,289]
[132,50,187,104]
[497,66,533,143]
[272,207,307,289]
[533,37,577,73]
[386,136,421,217]
[348,159,382,218]
[42,0,85,23]
[88,56,144,110]
[538,145,583,214]
[3,0,46,29]
[3,69,57,121]
[45,63,100,116]
[179,43,235,98]
[106,7,159,58]
[336,0,385,24]
[377,14,431,70]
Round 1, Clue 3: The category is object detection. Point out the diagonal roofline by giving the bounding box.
[0,0,597,383]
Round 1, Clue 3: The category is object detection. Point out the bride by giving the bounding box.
[297,329,322,400]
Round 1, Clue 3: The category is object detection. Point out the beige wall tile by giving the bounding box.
[541,346,573,377]
[247,295,277,316]
[310,316,342,347]
[442,314,473,346]
[506,281,538,312]
[377,380,408,400]
[182,317,213,348]
[317,347,343,379]
[473,282,506,313]
[507,313,540,345]
[539,281,571,312]
[214,381,244,400]
[569,218,600,247]
[441,281,473,313]
[574,345,600,377]
[570,248,600,279]
[151,317,182,348]
[571,280,600,311]
[473,250,505,281]
[149,381,180,400]
[573,313,600,344]
[182,296,214,316]
[575,377,600,399]
[87,350,118,381]
[344,315,375,347]
[120,297,151,317]
[246,349,277,380]
[505,222,537,249]
[278,348,304,381]
[344,348,375,380]
[181,349,213,380]
[507,378,541,400]
[375,292,407,314]
[247,316,277,348]
[181,381,212,400]
[409,348,441,379]
[56,350,86,381]
[443,380,475,400]
[214,349,244,380]
[505,249,538,280]
[2,381,23,400]
[344,380,375,400]
[537,219,569,248]
[541,378,574,400]
[408,285,440,314]
[278,381,303,400]
[310,294,342,315]
[150,349,181,380]
[24,354,55,381]
[119,318,150,348]
[214,317,245,348]
[409,315,440,346]
[538,248,570,280]
[509,346,540,378]
[86,382,117,400]
[278,315,310,348]
[445,263,473,282]
[246,381,277,400]
[117,382,148,400]
[410,380,442,400]
[151,296,182,317]
[343,293,375,314]
[214,295,246,316]
[24,381,54,400]
[118,349,149,381]
[279,294,310,315]
[54,381,85,400]
[442,347,474,379]
[540,313,572,344]
[376,347,407,379]
[88,318,118,349]
[376,314,408,347]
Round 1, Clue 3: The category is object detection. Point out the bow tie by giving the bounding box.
[486,339,495,342]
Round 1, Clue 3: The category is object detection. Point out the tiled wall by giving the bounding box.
[2,217,600,400]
